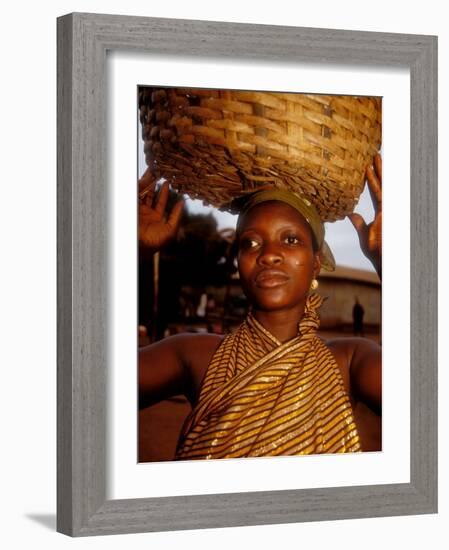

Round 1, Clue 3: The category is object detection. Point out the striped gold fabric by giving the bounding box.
[175,293,361,460]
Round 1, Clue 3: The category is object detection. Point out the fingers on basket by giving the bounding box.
[153,181,170,217]
[348,212,367,241]
[366,154,382,211]
[373,153,382,183]
[167,199,184,231]
[138,168,156,201]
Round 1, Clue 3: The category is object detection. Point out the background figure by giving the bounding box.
[353,297,365,336]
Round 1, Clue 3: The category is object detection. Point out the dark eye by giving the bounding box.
[283,235,300,245]
[239,237,260,251]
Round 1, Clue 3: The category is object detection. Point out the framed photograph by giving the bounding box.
[136,86,383,464]
[57,13,437,536]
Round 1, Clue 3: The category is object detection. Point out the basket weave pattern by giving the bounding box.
[139,88,381,221]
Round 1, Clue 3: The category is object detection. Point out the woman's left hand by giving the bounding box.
[348,153,382,279]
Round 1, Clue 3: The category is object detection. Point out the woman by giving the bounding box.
[139,154,382,458]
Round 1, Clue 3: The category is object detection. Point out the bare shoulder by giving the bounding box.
[170,332,225,365]
[321,337,381,396]
[322,336,361,375]
[167,332,225,401]
[325,336,381,415]
[325,336,380,364]
[320,336,355,394]
[139,332,225,408]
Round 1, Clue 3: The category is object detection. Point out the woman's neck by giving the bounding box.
[252,301,307,343]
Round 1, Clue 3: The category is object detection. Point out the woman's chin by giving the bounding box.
[252,296,305,314]
[243,284,309,314]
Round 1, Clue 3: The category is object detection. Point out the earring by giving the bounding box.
[310,278,319,291]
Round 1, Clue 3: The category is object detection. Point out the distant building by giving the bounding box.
[318,266,381,339]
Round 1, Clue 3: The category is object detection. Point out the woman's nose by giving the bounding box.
[257,243,283,266]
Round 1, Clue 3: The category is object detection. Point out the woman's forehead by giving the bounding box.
[238,200,311,231]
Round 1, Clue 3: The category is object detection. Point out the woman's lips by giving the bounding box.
[255,270,290,288]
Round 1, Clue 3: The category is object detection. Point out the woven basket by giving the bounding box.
[139,87,381,222]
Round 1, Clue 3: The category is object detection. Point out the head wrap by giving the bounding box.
[229,187,336,271]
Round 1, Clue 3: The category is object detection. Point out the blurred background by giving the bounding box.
[137,89,381,462]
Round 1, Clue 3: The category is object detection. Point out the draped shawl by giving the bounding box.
[175,293,361,459]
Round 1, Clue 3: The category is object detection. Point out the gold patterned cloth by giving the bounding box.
[175,294,361,460]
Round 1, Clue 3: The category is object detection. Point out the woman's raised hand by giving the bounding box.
[348,153,382,278]
[138,169,184,253]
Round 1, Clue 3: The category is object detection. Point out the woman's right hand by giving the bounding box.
[348,153,382,279]
[138,168,184,253]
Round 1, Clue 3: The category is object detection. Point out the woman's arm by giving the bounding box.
[139,333,223,409]
[344,154,383,414]
[139,335,189,409]
[349,338,382,416]
[138,170,186,408]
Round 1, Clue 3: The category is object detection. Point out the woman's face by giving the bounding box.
[237,201,321,312]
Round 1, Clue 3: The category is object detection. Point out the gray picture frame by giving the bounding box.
[57,12,438,537]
